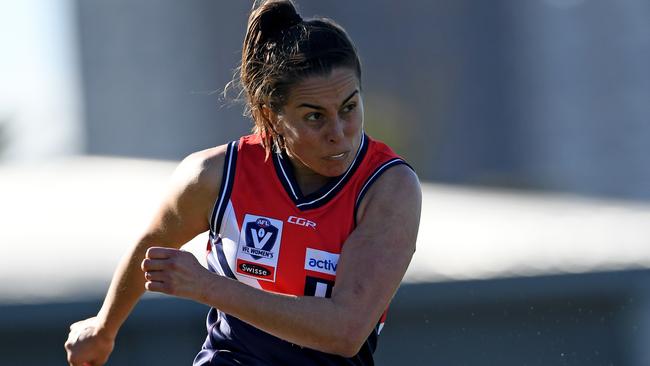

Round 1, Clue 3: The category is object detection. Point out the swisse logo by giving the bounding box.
[239,262,270,277]
[288,216,316,229]
[236,259,275,280]
[304,248,339,276]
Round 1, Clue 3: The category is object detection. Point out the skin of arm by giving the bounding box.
[64,145,225,366]
[142,163,421,357]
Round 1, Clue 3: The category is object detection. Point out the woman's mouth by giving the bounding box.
[326,152,347,160]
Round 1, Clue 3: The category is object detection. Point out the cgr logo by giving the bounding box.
[288,216,317,229]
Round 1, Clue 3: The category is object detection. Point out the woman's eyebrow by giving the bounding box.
[340,90,359,106]
[297,90,359,110]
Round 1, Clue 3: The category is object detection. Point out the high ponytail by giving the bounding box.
[233,0,362,157]
[245,0,302,48]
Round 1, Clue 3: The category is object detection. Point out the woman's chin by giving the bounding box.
[317,161,352,177]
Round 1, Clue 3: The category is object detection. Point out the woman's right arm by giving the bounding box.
[64,145,226,366]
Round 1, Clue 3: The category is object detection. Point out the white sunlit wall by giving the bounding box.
[0,0,82,162]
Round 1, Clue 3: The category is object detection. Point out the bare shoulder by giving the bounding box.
[140,144,230,246]
[172,144,229,193]
[356,164,422,229]
[172,144,231,222]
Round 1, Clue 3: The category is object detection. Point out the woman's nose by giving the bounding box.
[327,117,345,144]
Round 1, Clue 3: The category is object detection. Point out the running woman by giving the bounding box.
[65,1,421,365]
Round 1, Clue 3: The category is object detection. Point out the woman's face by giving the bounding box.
[272,67,364,179]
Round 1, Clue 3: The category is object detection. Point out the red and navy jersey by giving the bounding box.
[194,133,410,366]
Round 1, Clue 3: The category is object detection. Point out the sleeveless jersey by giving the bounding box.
[193,133,410,366]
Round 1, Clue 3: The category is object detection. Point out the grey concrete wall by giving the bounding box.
[75,0,650,200]
[76,0,252,159]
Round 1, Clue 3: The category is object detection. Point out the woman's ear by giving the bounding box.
[261,104,283,135]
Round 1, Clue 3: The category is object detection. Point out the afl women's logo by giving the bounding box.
[243,218,279,260]
[236,214,284,282]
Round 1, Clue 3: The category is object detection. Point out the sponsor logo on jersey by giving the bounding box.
[304,248,339,276]
[244,218,278,260]
[287,215,317,229]
[236,214,283,282]
[236,259,274,280]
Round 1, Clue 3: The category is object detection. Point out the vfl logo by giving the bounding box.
[243,218,278,260]
[236,214,283,282]
[288,216,317,229]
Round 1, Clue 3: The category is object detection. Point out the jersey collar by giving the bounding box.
[272,133,368,211]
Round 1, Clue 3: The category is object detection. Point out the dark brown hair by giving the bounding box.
[235,0,361,155]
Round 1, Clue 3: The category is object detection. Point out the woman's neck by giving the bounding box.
[286,153,331,197]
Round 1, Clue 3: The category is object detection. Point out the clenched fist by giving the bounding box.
[141,247,212,301]
[64,317,115,366]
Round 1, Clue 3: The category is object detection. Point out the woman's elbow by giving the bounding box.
[334,343,364,358]
[328,321,371,358]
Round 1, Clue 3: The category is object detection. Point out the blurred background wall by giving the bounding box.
[74,0,650,200]
[1,0,650,365]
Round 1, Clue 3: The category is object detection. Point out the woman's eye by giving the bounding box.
[305,112,322,121]
[342,103,357,113]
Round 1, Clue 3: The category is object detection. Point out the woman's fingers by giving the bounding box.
[144,280,167,293]
[144,271,167,282]
[145,246,178,259]
[69,318,93,331]
[141,248,204,298]
[142,255,171,293]
[69,321,84,331]
[141,258,168,271]
[144,269,170,294]
[142,247,186,272]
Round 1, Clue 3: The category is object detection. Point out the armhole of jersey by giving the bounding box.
[354,158,414,226]
[209,140,239,235]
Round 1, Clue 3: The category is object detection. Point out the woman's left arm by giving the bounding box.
[142,164,421,357]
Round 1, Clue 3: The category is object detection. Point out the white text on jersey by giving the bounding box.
[288,216,317,229]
